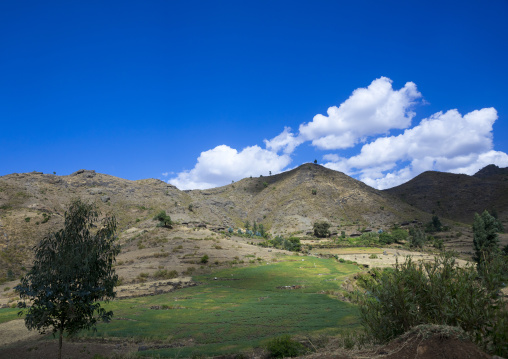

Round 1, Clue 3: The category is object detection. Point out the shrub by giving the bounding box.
[473,210,502,267]
[432,237,443,250]
[200,255,209,264]
[24,217,30,222]
[311,189,317,195]
[379,232,394,245]
[153,210,172,228]
[313,221,330,238]
[425,215,443,233]
[391,228,408,244]
[41,213,51,223]
[409,227,425,248]
[265,335,303,358]
[262,236,301,252]
[356,253,508,356]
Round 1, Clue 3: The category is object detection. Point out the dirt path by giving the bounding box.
[316,247,470,268]
[0,319,42,347]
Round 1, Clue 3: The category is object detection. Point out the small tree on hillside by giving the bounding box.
[313,221,330,238]
[473,210,501,267]
[154,210,172,228]
[16,199,120,359]
[409,227,425,248]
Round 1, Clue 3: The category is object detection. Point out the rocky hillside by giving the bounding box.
[384,164,508,224]
[0,164,432,282]
[187,163,429,235]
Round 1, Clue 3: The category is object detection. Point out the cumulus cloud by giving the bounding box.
[322,153,340,162]
[264,127,303,154]
[299,77,422,150]
[323,107,508,189]
[169,145,291,190]
[168,77,507,190]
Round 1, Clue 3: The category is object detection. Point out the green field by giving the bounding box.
[5,256,363,357]
[0,307,19,324]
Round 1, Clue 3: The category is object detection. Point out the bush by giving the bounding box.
[313,221,330,238]
[265,335,303,358]
[391,228,408,244]
[153,210,172,228]
[356,253,508,356]
[200,255,209,264]
[262,236,301,252]
[425,215,443,233]
[379,232,394,245]
[409,228,425,248]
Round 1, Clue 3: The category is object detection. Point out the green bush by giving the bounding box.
[313,221,330,238]
[261,236,301,252]
[409,228,425,248]
[391,228,408,244]
[379,232,393,245]
[425,215,443,233]
[200,255,209,264]
[356,252,508,356]
[153,210,172,228]
[265,335,304,358]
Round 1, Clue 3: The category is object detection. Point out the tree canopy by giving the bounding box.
[16,199,120,359]
[313,221,330,238]
[153,210,172,228]
[473,210,502,266]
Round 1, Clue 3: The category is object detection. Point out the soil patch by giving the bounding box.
[305,325,492,359]
[0,337,137,359]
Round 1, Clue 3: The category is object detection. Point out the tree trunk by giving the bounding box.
[58,327,63,359]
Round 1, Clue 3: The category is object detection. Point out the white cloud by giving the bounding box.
[323,107,508,189]
[162,172,169,177]
[322,153,340,162]
[264,126,303,154]
[168,77,507,191]
[299,77,422,150]
[169,145,291,190]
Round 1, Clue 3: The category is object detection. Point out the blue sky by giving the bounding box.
[1,1,507,189]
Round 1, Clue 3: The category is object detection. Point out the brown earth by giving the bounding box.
[305,325,493,359]
[0,164,436,284]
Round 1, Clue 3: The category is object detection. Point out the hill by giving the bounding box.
[384,165,508,224]
[187,163,428,235]
[0,164,431,285]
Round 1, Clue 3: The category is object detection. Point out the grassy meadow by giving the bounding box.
[76,256,362,357]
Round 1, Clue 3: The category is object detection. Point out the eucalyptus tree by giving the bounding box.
[16,199,120,359]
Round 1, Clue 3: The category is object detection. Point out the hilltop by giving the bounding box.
[187,163,428,235]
